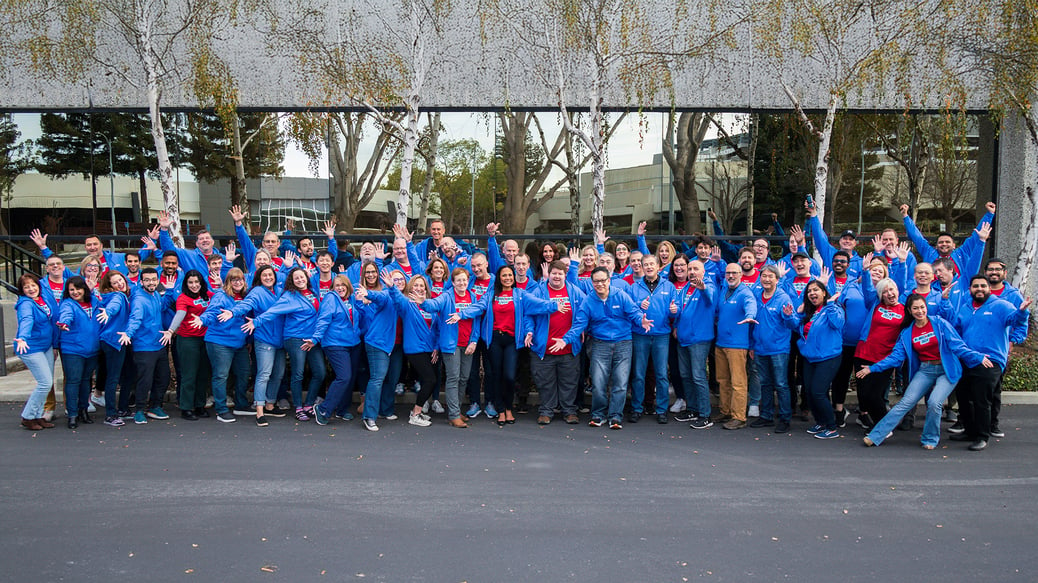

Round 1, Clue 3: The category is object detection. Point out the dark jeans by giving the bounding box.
[176,335,211,413]
[206,342,251,414]
[488,332,518,412]
[855,357,892,424]
[668,336,685,401]
[319,345,363,417]
[466,340,489,406]
[380,345,404,417]
[61,352,98,417]
[957,363,1003,441]
[830,345,857,407]
[803,355,841,430]
[134,348,171,412]
[531,352,580,417]
[284,337,326,408]
[101,342,136,417]
[406,352,438,408]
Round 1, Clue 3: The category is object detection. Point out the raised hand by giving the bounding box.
[637,221,647,236]
[818,265,832,286]
[29,228,47,250]
[393,223,413,242]
[771,212,778,222]
[986,201,996,214]
[803,200,816,217]
[373,242,385,258]
[899,203,910,218]
[707,209,717,221]
[710,245,721,262]
[774,261,789,280]
[862,251,875,267]
[541,262,550,280]
[594,229,609,246]
[228,205,246,225]
[790,223,806,245]
[323,219,337,239]
[872,234,884,254]
[896,241,910,262]
[782,304,794,316]
[380,271,395,288]
[224,242,238,263]
[486,222,500,236]
[285,218,295,231]
[158,211,172,230]
[828,292,841,305]
[354,287,369,302]
[140,235,158,252]
[640,297,650,310]
[942,280,956,299]
[408,290,425,304]
[568,247,580,262]
[146,224,160,241]
[283,250,298,267]
[977,222,992,242]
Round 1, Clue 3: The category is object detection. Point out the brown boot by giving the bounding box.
[35,418,55,429]
[21,418,43,431]
[448,417,468,428]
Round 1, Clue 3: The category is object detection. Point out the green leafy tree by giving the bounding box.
[0,114,33,235]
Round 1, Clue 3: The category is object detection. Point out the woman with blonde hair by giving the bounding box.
[196,268,252,423]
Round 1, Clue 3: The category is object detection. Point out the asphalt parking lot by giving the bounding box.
[3,402,1037,582]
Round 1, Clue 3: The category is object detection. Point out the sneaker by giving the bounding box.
[689,418,713,430]
[578,406,590,414]
[674,411,697,423]
[227,397,235,408]
[104,416,124,427]
[313,406,329,426]
[363,418,379,432]
[628,411,642,423]
[134,411,148,425]
[484,404,498,418]
[118,410,134,420]
[90,394,106,408]
[863,436,877,447]
[747,405,760,418]
[395,383,405,395]
[806,424,824,434]
[335,412,355,421]
[409,412,431,427]
[431,400,445,414]
[609,419,623,430]
[146,407,170,420]
[422,400,431,414]
[265,406,289,418]
[835,409,847,428]
[669,398,686,413]
[465,404,482,418]
[276,398,291,410]
[564,415,579,424]
[968,439,988,451]
[419,412,432,422]
[814,429,840,439]
[537,416,551,425]
[294,408,310,422]
[775,419,790,433]
[588,418,604,427]
[255,416,269,427]
[656,414,669,424]
[722,419,746,430]
[43,410,55,422]
[948,421,965,434]
[86,402,97,413]
[750,418,774,428]
[944,409,958,423]
[205,396,215,409]
[990,426,1005,438]
[856,412,874,429]
[233,406,255,416]
[217,411,236,423]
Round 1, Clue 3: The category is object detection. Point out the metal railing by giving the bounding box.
[0,240,44,294]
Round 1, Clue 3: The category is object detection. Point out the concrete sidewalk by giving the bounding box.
[2,362,1037,405]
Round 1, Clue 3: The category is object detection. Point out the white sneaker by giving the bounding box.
[205,396,215,409]
[748,405,760,418]
[413,381,421,393]
[43,410,55,422]
[382,414,399,421]
[669,398,686,413]
[395,383,406,395]
[86,402,97,413]
[409,413,431,427]
[90,394,106,408]
[431,400,444,414]
[422,400,430,414]
[363,419,379,432]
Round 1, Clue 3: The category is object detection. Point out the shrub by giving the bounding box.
[1003,350,1038,392]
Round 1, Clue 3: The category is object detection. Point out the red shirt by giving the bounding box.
[623,273,635,285]
[547,285,573,355]
[991,286,1004,296]
[515,278,530,290]
[493,289,516,336]
[741,269,759,285]
[317,277,334,297]
[430,280,445,298]
[911,321,940,361]
[471,277,491,299]
[792,276,811,298]
[833,275,848,294]
[33,296,51,317]
[47,278,64,302]
[578,269,593,281]
[400,263,413,278]
[175,294,209,337]
[301,290,319,311]
[454,291,474,346]
[855,303,905,362]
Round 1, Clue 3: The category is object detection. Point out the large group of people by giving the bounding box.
[13,201,1031,453]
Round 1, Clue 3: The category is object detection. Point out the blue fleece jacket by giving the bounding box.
[387,287,439,354]
[200,291,249,349]
[673,282,716,346]
[869,316,984,384]
[715,283,757,349]
[310,292,363,349]
[785,303,845,362]
[835,278,869,346]
[159,229,232,276]
[42,247,128,276]
[15,294,57,354]
[523,281,586,359]
[231,285,284,349]
[420,288,488,354]
[951,294,1029,369]
[252,290,320,340]
[806,215,863,277]
[903,211,992,279]
[561,288,644,345]
[627,276,677,336]
[752,287,794,356]
[126,288,164,352]
[99,291,131,350]
[463,287,560,349]
[356,289,398,354]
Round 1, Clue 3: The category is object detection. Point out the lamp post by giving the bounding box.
[97,133,116,250]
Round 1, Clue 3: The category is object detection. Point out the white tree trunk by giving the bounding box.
[418,111,440,232]
[1012,122,1038,293]
[589,77,606,235]
[397,97,420,228]
[812,95,838,229]
[231,117,250,228]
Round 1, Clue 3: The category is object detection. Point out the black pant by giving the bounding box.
[134,348,171,411]
[488,332,518,412]
[855,357,892,424]
[405,352,438,408]
[830,345,856,407]
[957,364,1003,441]
[466,340,489,406]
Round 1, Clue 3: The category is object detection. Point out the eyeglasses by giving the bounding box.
[592,279,609,285]
[832,259,849,264]
[753,244,769,249]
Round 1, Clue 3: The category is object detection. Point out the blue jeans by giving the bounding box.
[253,341,286,406]
[756,353,791,422]
[61,352,98,417]
[631,334,670,414]
[676,342,711,418]
[363,344,390,420]
[588,339,632,421]
[284,337,326,408]
[379,345,404,417]
[19,348,54,420]
[319,345,363,417]
[747,353,761,408]
[206,342,252,414]
[803,355,841,430]
[101,342,135,418]
[868,362,957,447]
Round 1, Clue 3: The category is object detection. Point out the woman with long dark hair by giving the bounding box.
[196,268,252,424]
[783,279,845,439]
[228,265,288,423]
[98,270,135,426]
[164,270,213,420]
[13,273,58,430]
[56,276,103,428]
[353,260,398,431]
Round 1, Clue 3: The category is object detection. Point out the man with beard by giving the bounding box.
[281,218,339,274]
[901,202,994,280]
[526,261,586,424]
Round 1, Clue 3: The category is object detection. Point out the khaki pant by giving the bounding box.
[716,347,748,421]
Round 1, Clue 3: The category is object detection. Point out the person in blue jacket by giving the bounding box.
[307,275,365,427]
[900,201,994,281]
[156,210,233,276]
[196,268,252,424]
[13,273,58,431]
[56,276,103,428]
[627,254,677,423]
[782,280,845,439]
[228,266,288,422]
[122,268,172,425]
[672,259,717,429]
[552,267,652,430]
[31,228,129,276]
[750,265,795,433]
[858,294,992,449]
[349,261,401,431]
[384,274,442,427]
[713,264,758,430]
[246,267,325,422]
[804,206,863,277]
[97,271,136,426]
